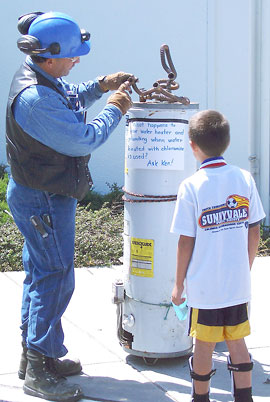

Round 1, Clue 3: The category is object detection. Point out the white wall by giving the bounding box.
[1,0,269,221]
[205,0,270,222]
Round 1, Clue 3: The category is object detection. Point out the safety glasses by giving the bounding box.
[68,56,80,63]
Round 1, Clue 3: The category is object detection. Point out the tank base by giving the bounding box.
[122,345,193,360]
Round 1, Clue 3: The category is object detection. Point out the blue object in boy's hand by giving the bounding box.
[172,299,188,321]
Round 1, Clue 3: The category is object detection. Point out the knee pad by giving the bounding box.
[227,354,253,399]
[189,356,216,399]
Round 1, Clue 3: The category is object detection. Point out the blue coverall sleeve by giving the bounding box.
[60,78,104,108]
[13,85,122,157]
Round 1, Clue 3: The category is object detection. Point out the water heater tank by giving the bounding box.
[116,101,199,359]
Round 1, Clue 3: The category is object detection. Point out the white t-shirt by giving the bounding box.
[170,161,265,309]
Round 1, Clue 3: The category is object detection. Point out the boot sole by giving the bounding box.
[23,384,83,402]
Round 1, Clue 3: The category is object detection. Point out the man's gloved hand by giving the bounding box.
[98,72,134,92]
[107,81,133,115]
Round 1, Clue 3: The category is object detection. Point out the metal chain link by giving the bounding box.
[122,187,177,203]
[129,44,190,104]
[125,293,172,320]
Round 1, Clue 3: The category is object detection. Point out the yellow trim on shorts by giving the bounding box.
[189,308,251,342]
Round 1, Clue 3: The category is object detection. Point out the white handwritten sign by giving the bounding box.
[125,119,188,170]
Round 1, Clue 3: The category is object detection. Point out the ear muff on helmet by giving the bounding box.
[17,11,61,56]
[16,11,91,58]
[17,35,60,56]
[17,12,44,35]
[80,29,91,43]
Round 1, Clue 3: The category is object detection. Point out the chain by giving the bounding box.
[130,44,190,104]
[122,187,177,203]
[125,293,172,320]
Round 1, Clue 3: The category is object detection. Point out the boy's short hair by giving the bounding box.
[189,110,230,156]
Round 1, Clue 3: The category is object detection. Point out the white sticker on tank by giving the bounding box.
[125,119,188,170]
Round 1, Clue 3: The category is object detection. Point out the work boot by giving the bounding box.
[23,349,83,402]
[47,356,82,377]
[18,340,28,379]
[18,341,82,380]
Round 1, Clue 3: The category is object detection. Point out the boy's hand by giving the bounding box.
[171,283,185,306]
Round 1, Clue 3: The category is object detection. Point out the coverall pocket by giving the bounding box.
[29,215,64,270]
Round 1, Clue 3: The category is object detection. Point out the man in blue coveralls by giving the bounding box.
[6,11,133,402]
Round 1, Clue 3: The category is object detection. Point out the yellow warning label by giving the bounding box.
[130,237,154,277]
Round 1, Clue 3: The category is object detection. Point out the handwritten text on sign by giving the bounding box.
[125,119,188,170]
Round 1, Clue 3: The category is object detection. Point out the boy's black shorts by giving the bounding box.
[188,303,250,342]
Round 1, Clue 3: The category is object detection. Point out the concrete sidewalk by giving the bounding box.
[0,257,269,402]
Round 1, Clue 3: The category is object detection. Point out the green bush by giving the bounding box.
[74,205,123,267]
[258,225,270,256]
[0,164,6,179]
[0,173,12,225]
[0,205,123,271]
[0,219,24,271]
[79,182,124,211]
[0,173,124,271]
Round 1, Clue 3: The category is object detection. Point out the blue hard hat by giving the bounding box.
[28,11,90,58]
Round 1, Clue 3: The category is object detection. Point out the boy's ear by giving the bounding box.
[189,140,197,151]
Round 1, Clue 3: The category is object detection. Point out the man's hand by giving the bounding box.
[99,72,134,92]
[107,81,133,115]
[171,283,185,306]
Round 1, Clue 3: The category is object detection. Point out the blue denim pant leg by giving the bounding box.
[7,178,77,358]
[20,242,33,342]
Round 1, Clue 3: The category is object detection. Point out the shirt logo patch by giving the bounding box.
[198,195,249,230]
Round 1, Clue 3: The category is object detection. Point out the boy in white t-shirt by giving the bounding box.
[171,110,265,402]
